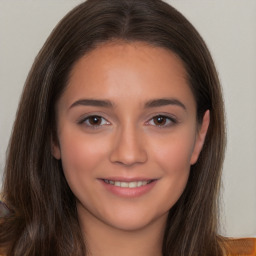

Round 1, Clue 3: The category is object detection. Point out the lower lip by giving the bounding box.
[99,180,157,198]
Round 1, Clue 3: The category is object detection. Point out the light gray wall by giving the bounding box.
[0,0,255,237]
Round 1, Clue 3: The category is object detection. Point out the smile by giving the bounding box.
[103,179,152,188]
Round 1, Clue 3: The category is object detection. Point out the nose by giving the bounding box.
[109,125,148,166]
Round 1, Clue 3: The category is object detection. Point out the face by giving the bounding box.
[53,42,209,232]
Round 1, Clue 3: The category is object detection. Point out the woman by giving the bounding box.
[0,0,255,255]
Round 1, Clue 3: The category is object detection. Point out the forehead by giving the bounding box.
[61,42,195,111]
[69,41,188,83]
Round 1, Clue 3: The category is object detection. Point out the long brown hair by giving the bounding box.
[0,0,226,255]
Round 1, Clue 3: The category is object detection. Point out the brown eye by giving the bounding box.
[88,116,102,125]
[81,115,110,127]
[153,116,167,126]
[147,115,176,127]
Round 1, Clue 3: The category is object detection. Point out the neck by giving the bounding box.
[78,207,167,256]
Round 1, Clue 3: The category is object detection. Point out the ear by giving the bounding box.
[51,136,61,160]
[190,110,210,165]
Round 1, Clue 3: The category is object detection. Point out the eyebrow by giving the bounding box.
[69,99,114,109]
[145,98,186,110]
[69,98,186,110]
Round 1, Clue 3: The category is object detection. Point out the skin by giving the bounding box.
[52,42,209,256]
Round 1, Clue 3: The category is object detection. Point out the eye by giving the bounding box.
[80,115,110,128]
[147,115,176,127]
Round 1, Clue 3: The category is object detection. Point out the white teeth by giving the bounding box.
[121,182,129,188]
[129,182,137,188]
[137,181,143,187]
[104,180,151,188]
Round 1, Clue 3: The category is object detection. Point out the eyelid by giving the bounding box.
[77,111,110,123]
[145,114,178,127]
[77,112,178,129]
[78,114,111,128]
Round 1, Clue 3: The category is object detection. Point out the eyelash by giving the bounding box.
[78,114,177,129]
[78,115,110,129]
[146,115,177,127]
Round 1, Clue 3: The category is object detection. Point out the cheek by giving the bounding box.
[152,130,196,172]
[58,132,109,189]
[149,131,196,202]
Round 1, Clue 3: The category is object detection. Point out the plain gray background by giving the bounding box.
[0,0,255,237]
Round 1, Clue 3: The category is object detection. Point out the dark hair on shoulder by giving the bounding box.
[0,0,226,255]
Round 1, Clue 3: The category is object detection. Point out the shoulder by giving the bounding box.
[223,237,256,256]
[0,201,9,217]
[0,199,9,256]
[0,247,6,256]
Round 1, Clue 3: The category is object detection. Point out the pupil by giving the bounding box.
[90,116,101,125]
[155,116,165,125]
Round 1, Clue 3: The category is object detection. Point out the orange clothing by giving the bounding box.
[0,238,255,255]
[224,238,256,256]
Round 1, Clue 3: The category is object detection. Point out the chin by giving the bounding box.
[100,207,169,232]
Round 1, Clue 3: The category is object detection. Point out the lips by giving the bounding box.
[103,179,152,188]
[100,178,157,197]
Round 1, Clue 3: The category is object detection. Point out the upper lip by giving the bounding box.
[99,177,158,182]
